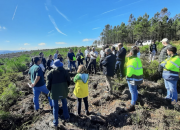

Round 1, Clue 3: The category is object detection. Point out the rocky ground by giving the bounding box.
[1,54,180,130]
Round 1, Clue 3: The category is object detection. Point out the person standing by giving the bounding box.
[47,55,54,71]
[158,38,172,77]
[102,48,116,94]
[111,46,117,56]
[149,40,157,62]
[115,43,127,80]
[160,46,180,104]
[68,49,77,73]
[73,65,90,116]
[57,54,63,62]
[84,46,91,68]
[54,50,59,60]
[39,52,47,70]
[137,47,141,58]
[125,48,143,112]
[87,47,98,74]
[46,60,70,129]
[99,46,106,71]
[28,57,53,111]
[76,49,84,67]
[39,57,45,75]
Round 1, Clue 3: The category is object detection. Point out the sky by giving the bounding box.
[0,0,180,50]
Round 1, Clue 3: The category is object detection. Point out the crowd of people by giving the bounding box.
[28,38,180,129]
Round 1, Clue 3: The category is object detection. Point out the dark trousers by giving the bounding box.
[85,57,90,68]
[88,59,96,74]
[77,97,88,114]
[70,61,77,72]
[100,58,104,71]
[77,60,83,67]
[115,60,125,78]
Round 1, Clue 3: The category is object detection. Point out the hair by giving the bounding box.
[167,46,177,54]
[112,46,115,50]
[58,54,61,56]
[105,48,111,53]
[34,57,40,64]
[118,43,123,47]
[77,65,87,74]
[39,52,43,56]
[130,48,138,56]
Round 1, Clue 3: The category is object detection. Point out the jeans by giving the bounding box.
[149,51,156,62]
[33,84,53,110]
[77,97,88,115]
[127,81,138,105]
[68,61,70,68]
[85,57,90,68]
[52,98,70,126]
[77,60,83,67]
[70,61,77,72]
[164,79,178,102]
[106,76,112,92]
[88,59,96,74]
[115,60,125,78]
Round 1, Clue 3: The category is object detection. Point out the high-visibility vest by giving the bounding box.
[73,56,76,61]
[161,55,180,80]
[126,57,143,85]
[81,56,84,59]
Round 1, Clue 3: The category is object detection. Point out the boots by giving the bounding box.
[125,105,135,112]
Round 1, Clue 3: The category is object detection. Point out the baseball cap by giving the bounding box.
[52,59,63,68]
[161,38,168,42]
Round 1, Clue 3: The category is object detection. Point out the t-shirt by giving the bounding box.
[100,50,105,58]
[28,64,45,87]
[68,52,75,61]
[84,50,90,57]
[89,51,98,59]
[54,53,58,60]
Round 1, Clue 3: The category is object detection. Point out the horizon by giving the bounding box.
[0,0,180,50]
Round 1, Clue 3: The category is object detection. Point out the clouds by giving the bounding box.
[55,42,67,44]
[12,5,18,20]
[0,26,6,31]
[5,41,10,42]
[48,30,54,33]
[54,6,70,22]
[24,43,30,45]
[38,43,46,46]
[83,39,94,42]
[48,15,67,36]
[101,9,117,15]
[92,27,100,30]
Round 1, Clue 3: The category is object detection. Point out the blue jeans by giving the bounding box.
[68,61,70,68]
[127,81,138,105]
[70,61,77,72]
[164,79,178,102]
[33,84,52,110]
[115,60,125,78]
[52,98,70,126]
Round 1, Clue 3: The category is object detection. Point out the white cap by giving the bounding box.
[161,38,169,42]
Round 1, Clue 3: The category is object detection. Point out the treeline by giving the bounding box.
[93,8,180,45]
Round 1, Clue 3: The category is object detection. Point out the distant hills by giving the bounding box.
[0,50,28,55]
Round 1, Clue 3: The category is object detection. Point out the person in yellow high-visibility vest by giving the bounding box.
[125,48,143,112]
[160,46,180,103]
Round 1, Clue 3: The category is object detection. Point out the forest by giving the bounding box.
[93,8,180,45]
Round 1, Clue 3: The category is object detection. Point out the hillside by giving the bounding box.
[0,42,180,130]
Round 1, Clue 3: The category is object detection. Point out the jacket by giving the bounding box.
[161,54,180,81]
[47,59,54,71]
[76,52,84,61]
[73,73,89,98]
[126,56,143,85]
[102,53,116,77]
[158,44,172,62]
[150,44,157,52]
[46,67,70,100]
[116,47,127,61]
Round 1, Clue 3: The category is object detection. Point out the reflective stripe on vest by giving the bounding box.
[127,59,142,70]
[170,61,180,68]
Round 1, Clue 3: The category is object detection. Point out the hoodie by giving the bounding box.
[73,73,89,98]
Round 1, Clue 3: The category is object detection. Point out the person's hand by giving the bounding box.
[31,84,35,88]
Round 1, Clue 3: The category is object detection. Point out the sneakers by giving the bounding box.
[125,105,135,112]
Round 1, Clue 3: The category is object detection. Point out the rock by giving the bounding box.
[90,115,106,124]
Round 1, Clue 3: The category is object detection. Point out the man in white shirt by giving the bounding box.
[99,46,106,71]
[87,47,98,74]
[84,46,90,68]
[54,50,59,60]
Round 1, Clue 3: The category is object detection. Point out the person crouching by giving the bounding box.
[73,65,90,116]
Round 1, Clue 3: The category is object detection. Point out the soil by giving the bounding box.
[1,58,180,130]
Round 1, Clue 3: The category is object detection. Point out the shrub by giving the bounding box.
[0,69,3,76]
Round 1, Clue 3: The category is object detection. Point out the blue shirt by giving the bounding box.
[68,52,75,61]
[28,64,45,87]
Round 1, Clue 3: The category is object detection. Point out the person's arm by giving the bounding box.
[46,71,52,91]
[126,62,135,78]
[66,71,71,86]
[31,76,40,87]
[74,74,80,83]
[101,57,108,66]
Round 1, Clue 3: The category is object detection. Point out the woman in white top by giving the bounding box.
[39,57,45,72]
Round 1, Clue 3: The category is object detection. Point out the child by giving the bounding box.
[73,65,90,116]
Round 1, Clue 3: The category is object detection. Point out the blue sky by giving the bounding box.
[0,0,179,50]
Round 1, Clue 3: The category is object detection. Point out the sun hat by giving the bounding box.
[51,59,63,68]
[161,38,169,42]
